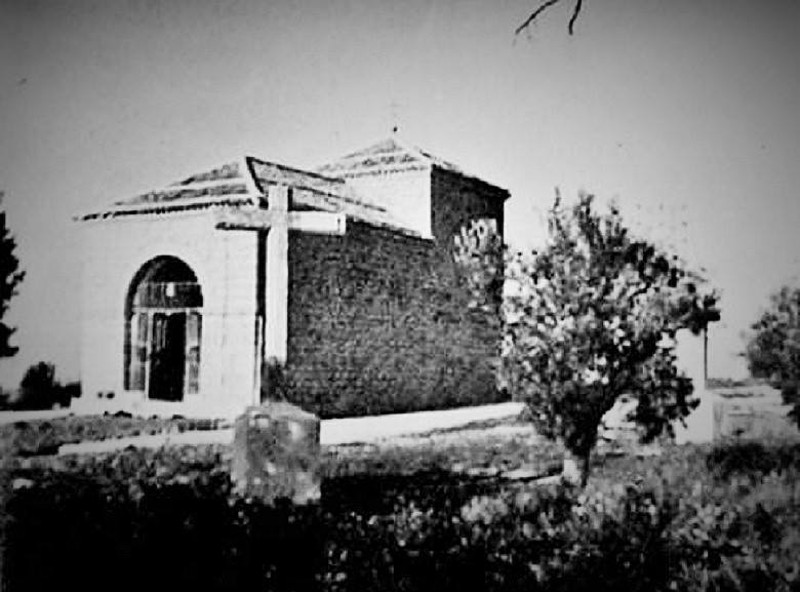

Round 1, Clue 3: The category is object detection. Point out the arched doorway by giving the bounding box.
[124,256,203,402]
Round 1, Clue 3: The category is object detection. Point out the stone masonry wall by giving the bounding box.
[284,220,503,418]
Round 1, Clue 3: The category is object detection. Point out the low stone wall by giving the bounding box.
[0,408,71,425]
[713,399,799,441]
[54,401,526,455]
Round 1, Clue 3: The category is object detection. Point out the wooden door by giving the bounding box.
[148,312,186,401]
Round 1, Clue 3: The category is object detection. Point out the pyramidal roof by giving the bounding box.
[80,156,405,231]
[315,137,463,178]
[97,159,257,214]
[78,137,506,230]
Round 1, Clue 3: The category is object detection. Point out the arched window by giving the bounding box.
[124,256,203,401]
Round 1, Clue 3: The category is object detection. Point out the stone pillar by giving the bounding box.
[231,402,321,505]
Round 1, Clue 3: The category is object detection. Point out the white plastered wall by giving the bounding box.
[73,209,258,419]
[343,168,432,237]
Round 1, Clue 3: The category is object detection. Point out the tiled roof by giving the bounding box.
[78,156,416,234]
[315,137,463,178]
[315,137,509,199]
[248,158,409,231]
[78,137,507,228]
[80,159,258,220]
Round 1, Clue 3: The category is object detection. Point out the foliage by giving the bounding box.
[0,199,25,358]
[0,386,11,410]
[706,440,800,479]
[745,285,800,427]
[3,442,800,591]
[455,192,720,481]
[12,361,78,410]
[17,361,57,409]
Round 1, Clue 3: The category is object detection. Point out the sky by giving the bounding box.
[1,0,799,388]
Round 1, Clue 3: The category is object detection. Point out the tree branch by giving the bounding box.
[515,0,584,37]
[568,0,583,35]
[515,0,564,36]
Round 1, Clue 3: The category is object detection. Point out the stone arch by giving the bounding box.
[123,256,203,401]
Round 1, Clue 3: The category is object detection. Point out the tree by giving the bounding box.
[516,0,586,36]
[455,192,720,484]
[17,361,68,410]
[745,285,800,426]
[1,193,25,358]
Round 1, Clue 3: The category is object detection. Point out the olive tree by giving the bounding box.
[456,192,719,484]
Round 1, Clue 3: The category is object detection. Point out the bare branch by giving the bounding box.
[515,0,585,37]
[515,0,564,36]
[568,0,583,35]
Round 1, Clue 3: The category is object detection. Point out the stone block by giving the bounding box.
[231,402,321,505]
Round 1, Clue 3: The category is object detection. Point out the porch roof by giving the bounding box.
[78,156,418,236]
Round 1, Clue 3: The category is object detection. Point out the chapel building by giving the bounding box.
[73,138,509,419]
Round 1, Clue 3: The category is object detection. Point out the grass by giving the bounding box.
[0,413,229,457]
[3,417,800,591]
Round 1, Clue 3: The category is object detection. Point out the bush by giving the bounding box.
[0,386,12,410]
[707,441,800,479]
[17,362,58,410]
[11,362,78,410]
[3,441,800,591]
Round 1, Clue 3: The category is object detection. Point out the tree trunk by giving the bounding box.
[562,449,591,486]
[561,449,581,485]
[580,451,591,486]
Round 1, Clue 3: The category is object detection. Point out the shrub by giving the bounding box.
[707,441,800,479]
[0,386,12,410]
[3,440,800,591]
[11,362,78,410]
[745,285,800,427]
[17,362,58,410]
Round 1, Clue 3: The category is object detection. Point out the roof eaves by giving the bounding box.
[170,161,244,185]
[431,163,511,201]
[77,195,255,222]
[320,162,431,179]
[78,156,264,222]
[345,215,429,242]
